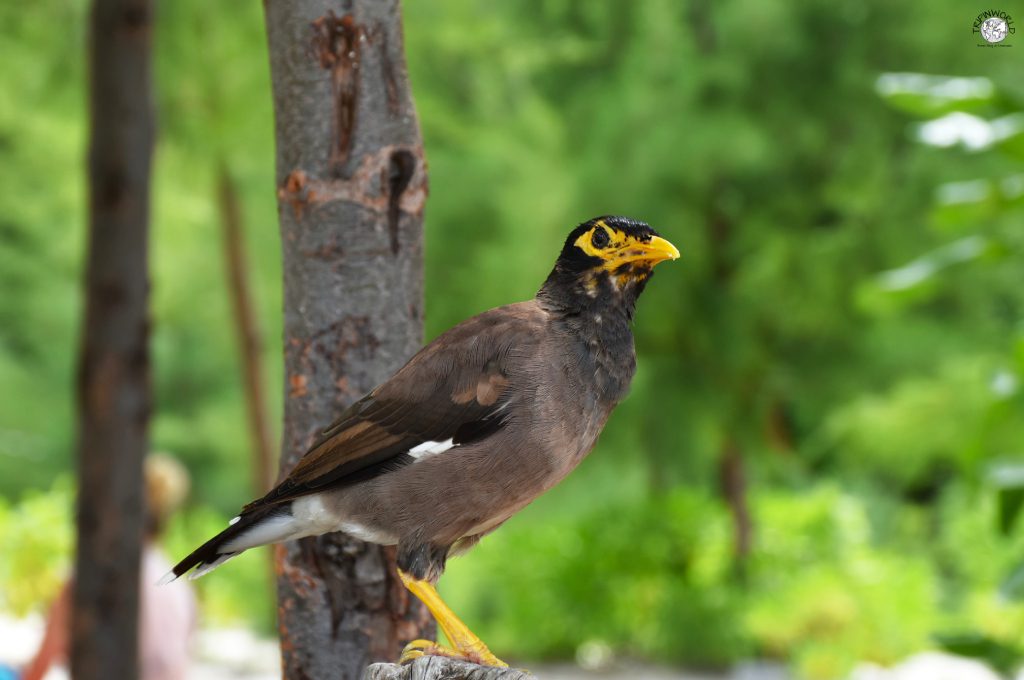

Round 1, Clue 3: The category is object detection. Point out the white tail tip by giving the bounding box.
[187,553,237,580]
[156,570,178,586]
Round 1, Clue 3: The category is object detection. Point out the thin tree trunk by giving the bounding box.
[71,0,155,677]
[717,439,752,580]
[264,1,433,678]
[218,163,276,494]
[702,173,754,578]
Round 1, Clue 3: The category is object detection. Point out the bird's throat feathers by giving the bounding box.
[536,262,647,342]
[537,264,643,407]
[537,264,652,323]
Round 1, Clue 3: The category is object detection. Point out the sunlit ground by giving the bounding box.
[3,613,1020,680]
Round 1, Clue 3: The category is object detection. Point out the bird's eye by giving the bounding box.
[591,227,610,249]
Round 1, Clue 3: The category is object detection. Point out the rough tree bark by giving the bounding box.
[364,658,533,680]
[264,1,433,678]
[71,0,155,677]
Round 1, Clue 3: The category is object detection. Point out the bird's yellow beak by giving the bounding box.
[607,235,680,268]
[639,236,680,264]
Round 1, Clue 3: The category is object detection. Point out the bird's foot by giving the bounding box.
[399,638,508,668]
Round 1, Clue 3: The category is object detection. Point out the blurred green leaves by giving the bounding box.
[869,71,1024,677]
[989,461,1024,537]
[440,481,1023,679]
[0,480,72,616]
[875,74,996,118]
[3,1,1024,678]
[857,236,998,314]
[933,632,1023,678]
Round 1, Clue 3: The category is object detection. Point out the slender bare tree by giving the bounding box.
[218,163,276,495]
[264,1,433,677]
[71,0,155,677]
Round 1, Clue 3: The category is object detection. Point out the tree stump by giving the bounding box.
[363,658,534,680]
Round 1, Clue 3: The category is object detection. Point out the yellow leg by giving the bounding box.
[398,569,507,667]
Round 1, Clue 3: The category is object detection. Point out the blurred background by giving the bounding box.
[1,1,1023,678]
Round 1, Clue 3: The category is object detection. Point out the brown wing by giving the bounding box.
[245,302,545,510]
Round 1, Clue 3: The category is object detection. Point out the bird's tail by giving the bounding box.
[159,504,297,583]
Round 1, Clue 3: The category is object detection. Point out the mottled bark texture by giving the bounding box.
[264,1,432,678]
[71,0,155,678]
[364,658,534,680]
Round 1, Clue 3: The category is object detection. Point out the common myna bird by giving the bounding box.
[164,216,679,666]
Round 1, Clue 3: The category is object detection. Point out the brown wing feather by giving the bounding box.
[244,302,545,511]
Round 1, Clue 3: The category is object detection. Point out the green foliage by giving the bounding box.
[0,477,276,632]
[934,633,1024,678]
[441,482,1024,679]
[441,487,746,666]
[3,0,1024,677]
[0,480,73,616]
[821,356,1001,488]
[989,461,1024,538]
[871,72,1024,676]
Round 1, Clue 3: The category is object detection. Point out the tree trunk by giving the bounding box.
[71,0,155,677]
[718,438,752,581]
[218,163,276,494]
[264,1,433,678]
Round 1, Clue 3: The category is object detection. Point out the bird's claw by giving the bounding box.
[399,638,508,667]
[399,639,453,664]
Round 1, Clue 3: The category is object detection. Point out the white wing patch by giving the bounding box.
[408,438,456,460]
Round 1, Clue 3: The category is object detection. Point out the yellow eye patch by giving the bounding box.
[572,220,678,272]
[573,220,630,261]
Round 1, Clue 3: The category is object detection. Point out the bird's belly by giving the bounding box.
[462,505,520,538]
[294,493,399,545]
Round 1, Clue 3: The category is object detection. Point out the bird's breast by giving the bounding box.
[525,327,636,475]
